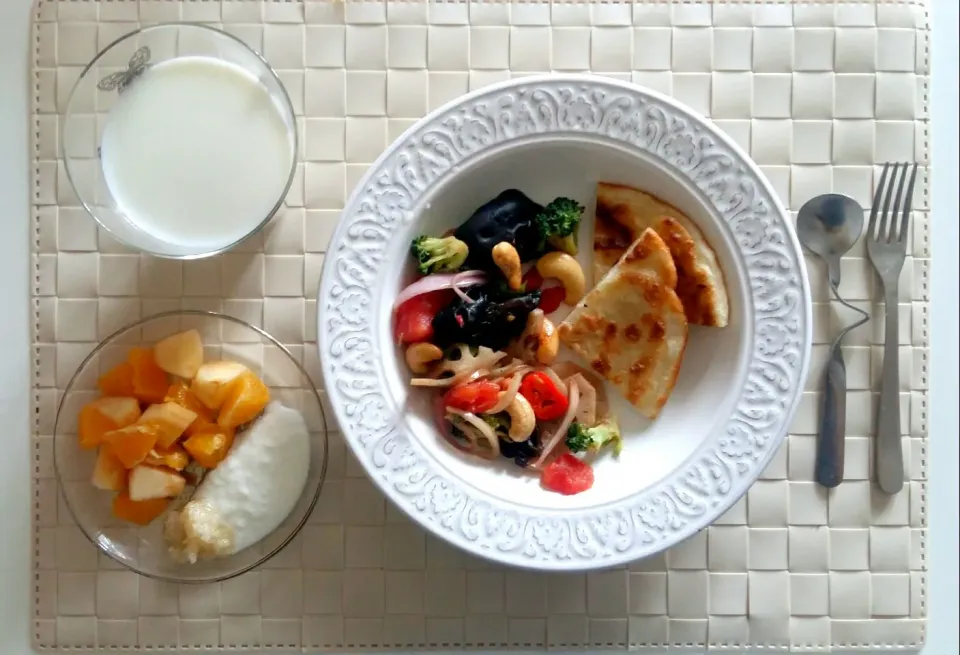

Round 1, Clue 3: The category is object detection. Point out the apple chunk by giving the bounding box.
[95,397,142,426]
[153,329,204,379]
[91,448,127,491]
[128,465,186,501]
[140,402,197,448]
[191,360,248,410]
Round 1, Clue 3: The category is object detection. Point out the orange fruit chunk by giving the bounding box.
[184,416,218,438]
[144,443,190,471]
[97,361,136,397]
[217,370,270,429]
[183,427,235,469]
[128,347,169,405]
[112,491,169,526]
[139,402,198,448]
[164,382,215,436]
[78,405,117,449]
[77,397,141,449]
[165,381,213,418]
[91,448,127,491]
[101,423,160,469]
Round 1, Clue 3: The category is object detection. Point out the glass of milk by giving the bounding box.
[62,24,298,259]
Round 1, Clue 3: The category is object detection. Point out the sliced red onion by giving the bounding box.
[532,381,580,468]
[433,396,471,453]
[446,408,501,460]
[452,285,473,303]
[451,270,480,303]
[487,367,531,414]
[410,376,459,388]
[393,271,487,310]
[488,358,531,379]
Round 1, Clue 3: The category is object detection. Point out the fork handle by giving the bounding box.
[815,344,846,487]
[876,285,904,494]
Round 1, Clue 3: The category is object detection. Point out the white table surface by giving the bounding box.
[0,1,955,654]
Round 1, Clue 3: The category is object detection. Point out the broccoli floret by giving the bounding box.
[482,413,511,439]
[534,197,585,256]
[410,235,469,275]
[565,418,623,456]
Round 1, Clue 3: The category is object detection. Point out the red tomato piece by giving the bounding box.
[522,268,544,291]
[538,286,566,314]
[443,380,501,414]
[519,371,569,421]
[394,290,453,344]
[541,454,594,495]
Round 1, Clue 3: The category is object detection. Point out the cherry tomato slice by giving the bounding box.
[522,268,544,290]
[538,286,566,314]
[541,453,594,495]
[394,290,453,344]
[443,380,501,414]
[519,371,569,421]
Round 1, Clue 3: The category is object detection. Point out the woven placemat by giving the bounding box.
[30,0,930,651]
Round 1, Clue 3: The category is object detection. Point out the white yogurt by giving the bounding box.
[99,56,294,251]
[165,402,310,562]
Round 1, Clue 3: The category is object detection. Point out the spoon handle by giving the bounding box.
[815,343,846,488]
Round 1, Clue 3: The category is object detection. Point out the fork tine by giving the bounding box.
[896,164,919,243]
[880,163,902,242]
[869,163,890,241]
[887,163,910,243]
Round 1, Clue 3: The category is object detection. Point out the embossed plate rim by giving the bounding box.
[317,74,812,571]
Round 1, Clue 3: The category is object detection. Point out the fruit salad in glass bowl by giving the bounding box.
[53,310,328,583]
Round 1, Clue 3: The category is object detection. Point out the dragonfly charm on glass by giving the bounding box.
[97,46,151,93]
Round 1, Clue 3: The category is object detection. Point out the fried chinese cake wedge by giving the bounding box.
[559,229,688,420]
[594,182,729,328]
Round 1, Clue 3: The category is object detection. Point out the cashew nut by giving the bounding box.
[536,252,586,305]
[505,393,536,441]
[513,310,559,366]
[492,242,522,290]
[405,343,443,374]
[536,317,559,365]
[517,310,544,357]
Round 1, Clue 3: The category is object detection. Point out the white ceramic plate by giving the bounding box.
[318,75,811,570]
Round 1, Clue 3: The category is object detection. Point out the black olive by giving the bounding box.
[454,189,545,270]
[499,428,542,469]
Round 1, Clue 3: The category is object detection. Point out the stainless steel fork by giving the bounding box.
[866,162,918,494]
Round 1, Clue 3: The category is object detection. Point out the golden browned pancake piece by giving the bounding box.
[594,182,730,328]
[559,229,688,420]
[592,201,634,285]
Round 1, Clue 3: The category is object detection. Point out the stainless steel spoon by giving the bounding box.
[797,194,869,488]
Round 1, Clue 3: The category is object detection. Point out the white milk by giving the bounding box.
[99,56,294,251]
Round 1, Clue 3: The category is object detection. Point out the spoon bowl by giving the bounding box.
[797,194,865,286]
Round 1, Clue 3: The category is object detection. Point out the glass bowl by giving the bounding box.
[53,311,328,583]
[61,23,298,259]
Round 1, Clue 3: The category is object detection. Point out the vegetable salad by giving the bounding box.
[394,189,623,496]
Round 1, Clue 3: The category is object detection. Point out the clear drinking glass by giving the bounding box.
[53,311,328,583]
[61,24,298,259]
